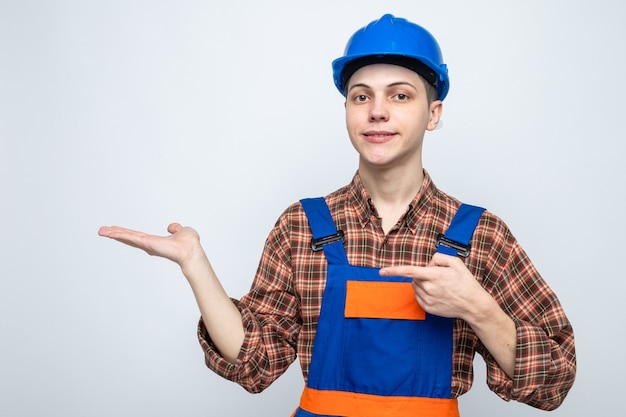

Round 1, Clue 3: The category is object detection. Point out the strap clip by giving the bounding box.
[436,234,471,258]
[311,230,345,252]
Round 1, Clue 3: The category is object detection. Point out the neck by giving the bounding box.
[359,160,424,202]
[358,162,425,234]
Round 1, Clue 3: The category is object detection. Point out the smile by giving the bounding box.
[363,131,396,143]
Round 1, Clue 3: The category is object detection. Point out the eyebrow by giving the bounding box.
[347,81,419,94]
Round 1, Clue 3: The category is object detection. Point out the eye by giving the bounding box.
[354,94,369,102]
[394,93,409,101]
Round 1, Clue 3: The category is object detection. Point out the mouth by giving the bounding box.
[363,131,396,143]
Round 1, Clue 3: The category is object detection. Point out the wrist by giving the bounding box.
[462,288,500,327]
[179,241,211,278]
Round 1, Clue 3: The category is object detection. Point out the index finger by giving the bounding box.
[379,265,432,279]
[98,225,144,238]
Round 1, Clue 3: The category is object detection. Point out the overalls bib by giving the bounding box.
[293,198,485,417]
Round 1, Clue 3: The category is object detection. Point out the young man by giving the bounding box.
[99,14,575,416]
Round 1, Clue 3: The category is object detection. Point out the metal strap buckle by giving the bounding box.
[436,234,471,258]
[311,230,345,252]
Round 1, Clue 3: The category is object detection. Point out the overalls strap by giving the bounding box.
[300,197,349,265]
[436,203,486,257]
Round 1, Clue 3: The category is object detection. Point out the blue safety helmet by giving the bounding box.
[332,14,450,101]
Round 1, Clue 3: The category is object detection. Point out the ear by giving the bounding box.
[426,100,443,131]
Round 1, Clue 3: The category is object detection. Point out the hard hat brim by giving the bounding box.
[332,52,449,100]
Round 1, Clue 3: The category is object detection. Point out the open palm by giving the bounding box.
[98,223,201,267]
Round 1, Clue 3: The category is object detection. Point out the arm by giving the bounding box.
[100,211,303,394]
[197,207,302,393]
[380,240,576,410]
[98,223,244,362]
[479,241,576,410]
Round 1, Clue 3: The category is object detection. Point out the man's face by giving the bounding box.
[344,63,442,171]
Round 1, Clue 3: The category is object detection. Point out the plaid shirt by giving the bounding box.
[198,170,576,411]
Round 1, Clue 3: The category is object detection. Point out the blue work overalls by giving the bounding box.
[293,198,485,417]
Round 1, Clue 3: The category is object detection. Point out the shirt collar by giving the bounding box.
[347,169,437,233]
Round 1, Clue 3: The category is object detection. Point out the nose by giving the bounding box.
[369,98,389,122]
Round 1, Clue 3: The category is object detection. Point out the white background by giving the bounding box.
[1,0,624,415]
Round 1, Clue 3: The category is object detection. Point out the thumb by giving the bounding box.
[429,252,456,267]
[167,223,183,234]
